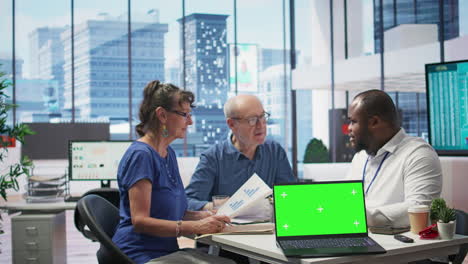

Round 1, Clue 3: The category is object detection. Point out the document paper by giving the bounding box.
[216,173,272,218]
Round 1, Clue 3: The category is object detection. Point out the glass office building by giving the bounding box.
[178,13,230,146]
[62,18,168,120]
[374,0,459,54]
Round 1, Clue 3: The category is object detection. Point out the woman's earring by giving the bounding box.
[162,125,169,138]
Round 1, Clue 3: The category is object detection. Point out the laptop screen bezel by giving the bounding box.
[273,180,369,240]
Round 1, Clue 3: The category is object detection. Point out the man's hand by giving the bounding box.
[202,202,213,211]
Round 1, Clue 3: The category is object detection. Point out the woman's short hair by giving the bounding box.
[135,80,195,137]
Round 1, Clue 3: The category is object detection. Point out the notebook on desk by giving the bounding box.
[273,180,386,258]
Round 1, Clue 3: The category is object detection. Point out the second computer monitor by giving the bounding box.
[69,140,132,186]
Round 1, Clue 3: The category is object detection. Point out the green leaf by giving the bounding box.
[430,198,447,222]
[0,68,35,201]
[303,138,330,163]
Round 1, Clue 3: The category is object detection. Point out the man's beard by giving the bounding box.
[353,129,372,154]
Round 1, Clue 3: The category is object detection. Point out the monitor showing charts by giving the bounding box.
[69,140,132,181]
[425,60,468,156]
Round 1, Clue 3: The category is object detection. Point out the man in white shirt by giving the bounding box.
[346,89,442,228]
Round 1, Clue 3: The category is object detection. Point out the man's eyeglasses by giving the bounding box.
[168,109,192,120]
[231,112,270,126]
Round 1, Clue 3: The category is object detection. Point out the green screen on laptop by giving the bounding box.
[274,182,367,237]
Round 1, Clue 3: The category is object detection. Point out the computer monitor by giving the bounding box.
[69,140,132,187]
[425,60,468,156]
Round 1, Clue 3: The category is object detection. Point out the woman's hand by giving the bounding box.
[182,209,217,220]
[192,215,231,234]
[198,210,217,219]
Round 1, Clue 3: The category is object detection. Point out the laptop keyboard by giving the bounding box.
[280,237,375,249]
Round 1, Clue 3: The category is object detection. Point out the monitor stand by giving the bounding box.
[100,180,111,188]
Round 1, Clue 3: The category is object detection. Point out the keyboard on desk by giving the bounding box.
[279,237,376,249]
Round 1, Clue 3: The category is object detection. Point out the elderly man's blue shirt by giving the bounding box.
[185,138,296,210]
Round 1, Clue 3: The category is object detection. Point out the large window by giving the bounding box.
[6,0,293,159]
[73,0,128,129]
[7,0,466,174]
[182,1,234,156]
[130,0,179,140]
[237,0,291,153]
[292,0,468,179]
[0,0,13,126]
[15,0,70,123]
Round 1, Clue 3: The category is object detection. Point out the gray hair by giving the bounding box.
[223,96,237,118]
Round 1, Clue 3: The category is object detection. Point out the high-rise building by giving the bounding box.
[28,27,66,79]
[0,56,23,78]
[374,0,459,53]
[34,29,66,112]
[259,64,290,148]
[178,13,229,146]
[61,18,168,120]
[388,92,427,137]
[165,66,180,87]
[192,105,229,147]
[260,48,297,71]
[258,48,311,159]
[178,13,229,108]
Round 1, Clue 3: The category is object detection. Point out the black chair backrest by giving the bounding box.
[455,209,468,235]
[83,187,120,208]
[77,194,135,264]
[74,188,120,241]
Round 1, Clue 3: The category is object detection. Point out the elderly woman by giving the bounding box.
[112,81,232,264]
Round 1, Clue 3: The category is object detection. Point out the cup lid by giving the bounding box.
[408,205,429,213]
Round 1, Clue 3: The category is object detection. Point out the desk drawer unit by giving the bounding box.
[12,212,67,264]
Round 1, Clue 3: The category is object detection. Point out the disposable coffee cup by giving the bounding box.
[408,205,429,234]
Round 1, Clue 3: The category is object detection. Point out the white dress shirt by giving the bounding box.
[346,128,442,228]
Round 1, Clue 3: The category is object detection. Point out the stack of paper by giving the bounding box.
[216,173,272,219]
[196,222,274,239]
[194,173,276,238]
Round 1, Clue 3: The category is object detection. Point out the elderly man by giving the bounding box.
[346,89,442,228]
[185,94,296,211]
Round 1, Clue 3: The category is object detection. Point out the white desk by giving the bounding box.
[0,201,76,213]
[202,232,468,264]
[0,200,77,264]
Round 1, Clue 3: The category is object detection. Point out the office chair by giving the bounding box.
[77,194,135,264]
[447,209,468,264]
[454,209,467,235]
[74,188,120,241]
[83,187,120,208]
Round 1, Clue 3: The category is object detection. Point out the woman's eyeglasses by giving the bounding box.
[168,109,192,120]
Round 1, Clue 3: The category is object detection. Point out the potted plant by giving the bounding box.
[303,138,330,163]
[430,198,457,240]
[436,206,457,240]
[0,69,34,240]
[0,69,35,201]
[430,198,447,224]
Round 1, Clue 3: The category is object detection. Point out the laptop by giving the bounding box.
[273,180,386,257]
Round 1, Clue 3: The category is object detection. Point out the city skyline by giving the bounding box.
[2,0,466,162]
[9,8,298,155]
